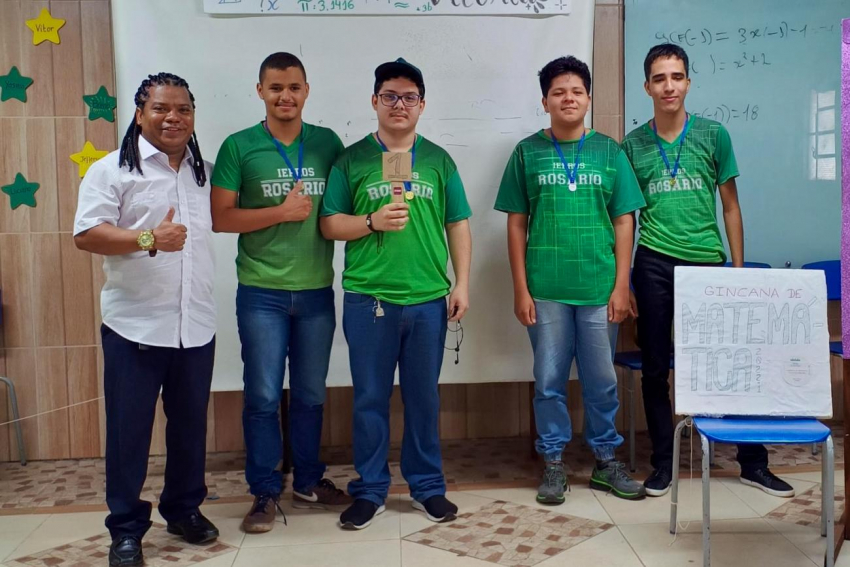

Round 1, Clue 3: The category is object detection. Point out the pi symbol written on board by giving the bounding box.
[382,152,412,182]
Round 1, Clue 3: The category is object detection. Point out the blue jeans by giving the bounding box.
[342,293,448,506]
[237,284,336,495]
[527,301,624,462]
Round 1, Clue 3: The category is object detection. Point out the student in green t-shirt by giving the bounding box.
[623,43,793,499]
[495,56,647,505]
[320,58,472,530]
[210,52,351,534]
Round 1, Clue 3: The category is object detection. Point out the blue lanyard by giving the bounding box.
[375,132,416,193]
[549,129,586,189]
[264,120,304,182]
[652,114,689,180]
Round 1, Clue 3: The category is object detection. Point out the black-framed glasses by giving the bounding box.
[444,320,463,365]
[377,93,422,107]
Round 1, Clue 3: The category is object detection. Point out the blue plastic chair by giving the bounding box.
[723,261,772,269]
[670,417,834,567]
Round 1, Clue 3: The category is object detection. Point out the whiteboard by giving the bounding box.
[203,0,573,16]
[674,267,831,417]
[625,0,845,269]
[112,0,595,390]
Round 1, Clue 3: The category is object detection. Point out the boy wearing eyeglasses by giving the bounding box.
[320,58,472,530]
[495,56,647,505]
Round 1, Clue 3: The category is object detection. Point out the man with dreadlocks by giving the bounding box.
[211,52,351,534]
[74,72,219,566]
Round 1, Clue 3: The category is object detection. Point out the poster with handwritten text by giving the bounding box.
[204,0,571,15]
[674,267,831,417]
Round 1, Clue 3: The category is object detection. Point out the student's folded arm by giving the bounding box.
[211,186,288,233]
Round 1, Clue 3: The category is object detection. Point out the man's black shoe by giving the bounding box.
[109,536,143,567]
[166,511,220,544]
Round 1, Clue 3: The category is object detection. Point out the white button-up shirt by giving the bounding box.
[73,136,216,348]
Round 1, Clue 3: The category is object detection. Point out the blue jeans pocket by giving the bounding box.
[344,292,374,306]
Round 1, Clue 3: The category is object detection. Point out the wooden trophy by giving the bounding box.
[382,151,413,204]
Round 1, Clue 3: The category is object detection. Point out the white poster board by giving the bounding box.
[674,267,832,418]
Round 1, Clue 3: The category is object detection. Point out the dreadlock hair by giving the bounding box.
[118,72,207,187]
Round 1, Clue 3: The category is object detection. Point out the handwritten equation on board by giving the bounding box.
[654,22,837,48]
[204,0,572,15]
[692,102,759,125]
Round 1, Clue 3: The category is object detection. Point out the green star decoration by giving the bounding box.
[0,66,34,103]
[2,173,39,209]
[83,85,116,122]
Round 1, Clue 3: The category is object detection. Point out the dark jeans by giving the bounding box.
[236,284,336,496]
[631,246,768,472]
[343,293,448,506]
[102,325,215,539]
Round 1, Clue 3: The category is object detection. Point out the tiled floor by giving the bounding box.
[0,431,843,512]
[0,433,848,566]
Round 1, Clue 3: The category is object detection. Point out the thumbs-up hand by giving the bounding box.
[278,181,313,223]
[152,207,188,252]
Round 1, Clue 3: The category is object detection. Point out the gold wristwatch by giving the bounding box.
[137,229,157,257]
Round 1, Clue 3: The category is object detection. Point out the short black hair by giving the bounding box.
[374,59,425,97]
[643,43,689,80]
[259,52,306,83]
[538,56,591,97]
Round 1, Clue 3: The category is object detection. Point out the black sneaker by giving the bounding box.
[740,468,795,497]
[412,495,458,523]
[109,536,143,567]
[644,466,673,497]
[339,498,385,530]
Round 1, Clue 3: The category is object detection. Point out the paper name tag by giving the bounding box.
[391,183,405,203]
[382,151,412,181]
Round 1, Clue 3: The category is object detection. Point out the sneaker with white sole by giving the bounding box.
[740,468,795,497]
[293,479,353,510]
[412,495,458,523]
[339,499,385,530]
[644,466,673,497]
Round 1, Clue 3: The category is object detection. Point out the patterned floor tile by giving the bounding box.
[0,428,843,512]
[5,523,236,567]
[767,484,846,528]
[403,500,613,567]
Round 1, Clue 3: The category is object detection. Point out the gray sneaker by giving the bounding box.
[590,460,646,500]
[537,461,568,505]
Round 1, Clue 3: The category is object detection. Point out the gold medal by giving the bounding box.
[405,191,415,201]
